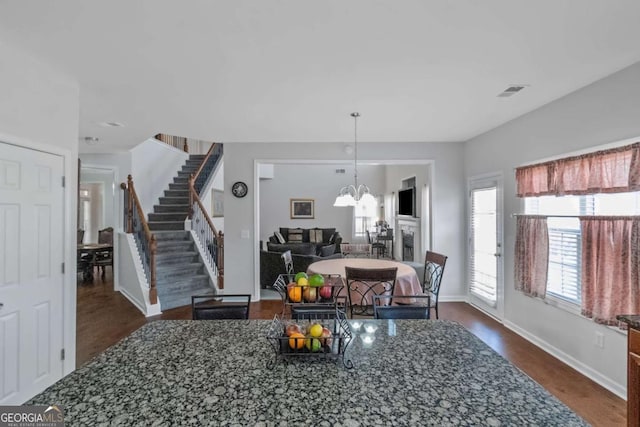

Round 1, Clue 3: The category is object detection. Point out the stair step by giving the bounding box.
[168,182,189,191]
[156,263,204,278]
[189,154,206,160]
[156,240,194,251]
[164,189,189,198]
[173,176,189,184]
[153,231,191,241]
[149,212,187,222]
[158,196,189,205]
[181,166,199,173]
[156,252,199,264]
[153,204,188,213]
[148,221,184,231]
[177,171,194,178]
[157,274,210,292]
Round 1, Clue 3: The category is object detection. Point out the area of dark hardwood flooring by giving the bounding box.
[77,271,625,426]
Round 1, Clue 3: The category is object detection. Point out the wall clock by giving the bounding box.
[231,181,248,198]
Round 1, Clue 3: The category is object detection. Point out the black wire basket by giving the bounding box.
[265,310,354,369]
[272,273,347,317]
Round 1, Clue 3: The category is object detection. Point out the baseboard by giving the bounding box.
[503,319,626,399]
[439,295,467,302]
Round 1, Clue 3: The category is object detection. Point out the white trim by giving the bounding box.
[504,319,626,399]
[252,158,436,300]
[122,234,162,317]
[80,163,120,291]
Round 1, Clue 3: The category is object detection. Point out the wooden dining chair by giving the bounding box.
[95,226,114,278]
[191,294,251,320]
[372,294,431,319]
[345,266,397,317]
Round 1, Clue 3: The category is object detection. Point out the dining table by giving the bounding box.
[77,243,112,281]
[27,319,587,425]
[307,258,422,301]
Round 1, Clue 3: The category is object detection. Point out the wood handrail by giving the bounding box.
[188,174,224,289]
[122,175,157,304]
[192,142,217,187]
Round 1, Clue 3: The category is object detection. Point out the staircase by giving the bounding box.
[147,154,215,310]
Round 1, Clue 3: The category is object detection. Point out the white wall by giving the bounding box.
[0,40,80,377]
[259,163,384,244]
[464,60,640,397]
[223,141,466,302]
[130,139,189,215]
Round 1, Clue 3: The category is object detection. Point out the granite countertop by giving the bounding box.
[617,314,640,329]
[29,319,587,426]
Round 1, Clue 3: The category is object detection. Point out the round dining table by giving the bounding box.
[307,258,422,299]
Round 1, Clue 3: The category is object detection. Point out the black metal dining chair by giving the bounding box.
[366,230,386,258]
[191,294,251,320]
[281,250,294,275]
[372,294,431,319]
[422,251,447,319]
[345,266,397,317]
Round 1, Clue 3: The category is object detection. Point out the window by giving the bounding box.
[354,199,378,238]
[525,191,640,304]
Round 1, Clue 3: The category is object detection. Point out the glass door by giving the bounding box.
[468,175,503,319]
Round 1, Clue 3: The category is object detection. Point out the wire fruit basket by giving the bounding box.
[272,273,346,317]
[265,310,354,369]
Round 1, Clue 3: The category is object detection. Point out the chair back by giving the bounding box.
[345,266,397,317]
[365,230,372,244]
[373,294,431,319]
[98,227,114,245]
[340,243,372,258]
[281,250,294,274]
[77,229,85,244]
[191,294,251,320]
[423,251,448,296]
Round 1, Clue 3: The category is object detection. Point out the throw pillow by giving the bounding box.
[309,229,323,243]
[274,231,286,244]
[288,228,303,243]
[319,244,336,257]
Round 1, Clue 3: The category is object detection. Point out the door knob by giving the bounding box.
[494,253,502,258]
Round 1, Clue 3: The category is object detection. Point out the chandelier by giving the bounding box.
[334,112,376,207]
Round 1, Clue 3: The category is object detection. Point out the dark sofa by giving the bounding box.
[267,227,343,254]
[260,242,342,288]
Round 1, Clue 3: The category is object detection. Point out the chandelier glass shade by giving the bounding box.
[334,112,375,207]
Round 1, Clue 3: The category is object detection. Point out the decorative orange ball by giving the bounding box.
[288,286,302,303]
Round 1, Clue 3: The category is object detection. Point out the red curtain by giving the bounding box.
[514,216,549,298]
[516,142,640,197]
[580,217,640,325]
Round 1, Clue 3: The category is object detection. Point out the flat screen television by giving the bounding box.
[398,187,415,217]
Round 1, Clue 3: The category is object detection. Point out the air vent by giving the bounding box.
[335,168,346,174]
[497,85,528,97]
[100,121,125,127]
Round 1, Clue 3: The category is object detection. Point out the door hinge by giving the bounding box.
[62,176,66,188]
[60,349,65,361]
[61,262,65,274]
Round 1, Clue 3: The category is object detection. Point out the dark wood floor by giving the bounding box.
[77,271,625,426]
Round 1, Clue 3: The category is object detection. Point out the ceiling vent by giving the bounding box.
[100,121,124,127]
[497,85,528,98]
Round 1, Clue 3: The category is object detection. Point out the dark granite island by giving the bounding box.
[29,320,587,426]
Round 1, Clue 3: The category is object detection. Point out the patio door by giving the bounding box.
[468,174,503,319]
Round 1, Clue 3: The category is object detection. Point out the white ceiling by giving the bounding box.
[2,1,640,153]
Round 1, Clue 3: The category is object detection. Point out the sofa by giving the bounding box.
[267,227,343,254]
[260,241,343,288]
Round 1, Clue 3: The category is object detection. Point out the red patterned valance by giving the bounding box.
[516,142,640,197]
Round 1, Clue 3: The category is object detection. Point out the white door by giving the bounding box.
[0,142,65,404]
[468,175,503,319]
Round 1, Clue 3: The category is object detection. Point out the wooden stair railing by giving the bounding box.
[188,174,224,289]
[155,133,188,153]
[120,175,158,304]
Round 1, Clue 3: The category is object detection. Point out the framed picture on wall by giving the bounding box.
[212,189,224,217]
[290,198,314,219]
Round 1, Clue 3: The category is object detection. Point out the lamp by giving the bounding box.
[334,112,376,207]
